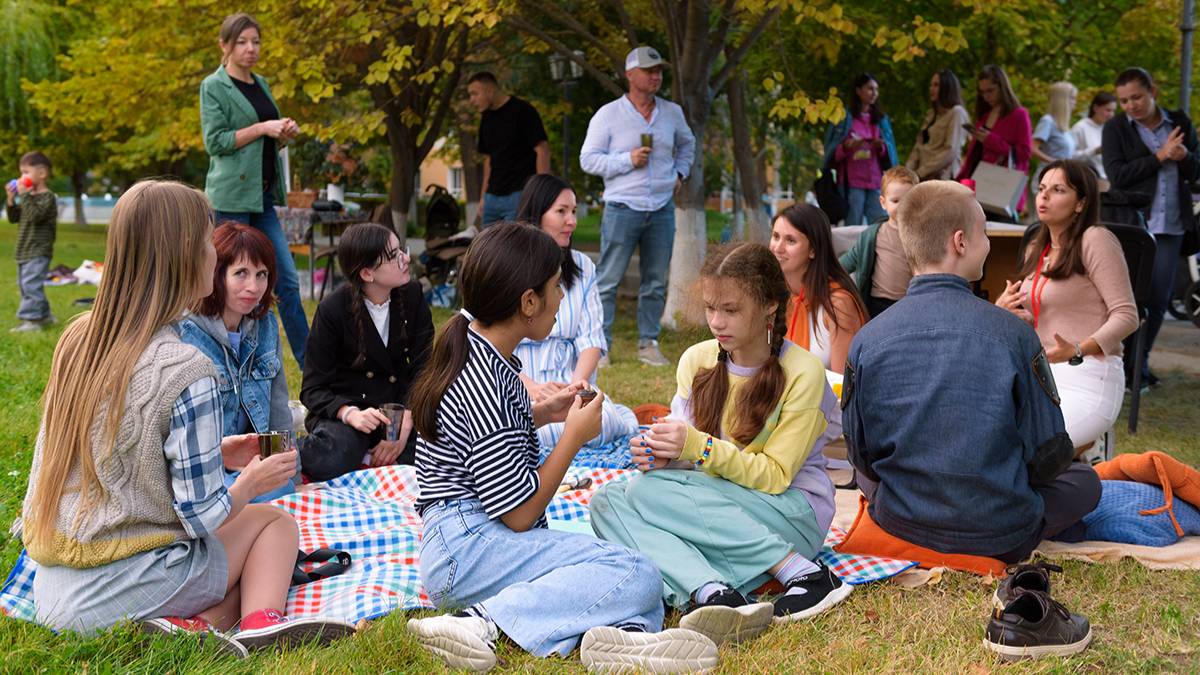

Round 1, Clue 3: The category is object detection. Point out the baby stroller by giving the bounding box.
[417,184,473,308]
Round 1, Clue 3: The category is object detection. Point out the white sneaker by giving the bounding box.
[407,614,498,672]
[637,340,670,367]
[580,626,718,673]
[679,602,774,646]
[9,321,42,333]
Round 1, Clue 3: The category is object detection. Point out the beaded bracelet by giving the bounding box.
[696,435,713,467]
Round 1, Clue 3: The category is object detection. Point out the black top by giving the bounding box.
[1102,108,1200,240]
[232,77,280,191]
[477,96,548,196]
[300,281,435,430]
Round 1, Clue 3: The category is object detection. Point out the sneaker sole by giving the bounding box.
[580,626,718,673]
[638,358,670,367]
[773,581,855,623]
[406,618,497,672]
[234,617,356,651]
[982,627,1093,661]
[140,619,248,659]
[678,602,774,646]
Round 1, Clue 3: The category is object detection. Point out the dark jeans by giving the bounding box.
[1140,232,1184,380]
[298,417,417,482]
[865,294,896,319]
[215,190,309,366]
[857,463,1101,563]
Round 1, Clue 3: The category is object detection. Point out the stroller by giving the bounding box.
[417,184,474,308]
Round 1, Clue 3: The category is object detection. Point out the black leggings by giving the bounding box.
[298,417,417,482]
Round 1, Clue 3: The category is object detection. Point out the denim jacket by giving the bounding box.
[178,311,290,437]
[822,108,898,183]
[842,274,1072,556]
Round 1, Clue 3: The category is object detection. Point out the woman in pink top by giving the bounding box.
[821,73,898,226]
[995,159,1137,459]
[957,65,1033,212]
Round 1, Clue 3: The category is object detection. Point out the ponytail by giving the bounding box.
[410,313,471,442]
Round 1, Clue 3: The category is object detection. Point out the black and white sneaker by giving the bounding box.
[407,614,498,672]
[679,587,773,646]
[771,561,854,623]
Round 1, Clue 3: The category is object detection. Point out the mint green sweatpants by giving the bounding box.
[589,469,825,609]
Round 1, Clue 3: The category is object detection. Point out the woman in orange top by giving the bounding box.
[769,204,867,374]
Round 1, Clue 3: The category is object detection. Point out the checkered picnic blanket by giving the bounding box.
[1,466,914,625]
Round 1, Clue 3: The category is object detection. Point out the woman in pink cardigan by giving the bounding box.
[995,159,1137,463]
[957,64,1033,212]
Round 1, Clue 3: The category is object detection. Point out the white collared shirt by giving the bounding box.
[365,298,389,346]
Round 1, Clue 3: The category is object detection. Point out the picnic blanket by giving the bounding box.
[1,466,914,626]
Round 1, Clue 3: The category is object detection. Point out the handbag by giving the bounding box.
[291,548,353,586]
[972,147,1027,221]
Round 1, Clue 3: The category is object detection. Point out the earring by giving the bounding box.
[767,325,773,346]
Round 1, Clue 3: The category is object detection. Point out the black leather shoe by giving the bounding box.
[992,562,1061,609]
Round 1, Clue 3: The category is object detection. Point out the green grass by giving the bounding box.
[2,225,1200,672]
[571,208,732,248]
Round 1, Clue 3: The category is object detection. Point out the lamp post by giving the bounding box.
[550,51,585,180]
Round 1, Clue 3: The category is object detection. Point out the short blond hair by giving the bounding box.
[896,181,981,269]
[881,166,919,195]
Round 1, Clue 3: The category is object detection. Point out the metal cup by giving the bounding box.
[381,403,406,442]
[640,133,653,149]
[257,430,291,458]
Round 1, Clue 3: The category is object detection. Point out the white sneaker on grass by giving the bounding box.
[407,614,499,672]
[637,339,670,367]
[679,601,775,646]
[580,626,718,673]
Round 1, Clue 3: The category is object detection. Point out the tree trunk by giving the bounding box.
[726,74,769,243]
[71,169,87,227]
[386,112,418,248]
[458,123,483,228]
[661,89,712,329]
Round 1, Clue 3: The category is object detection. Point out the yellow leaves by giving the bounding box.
[768,86,844,124]
[872,17,966,62]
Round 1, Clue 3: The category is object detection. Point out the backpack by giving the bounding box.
[424,185,461,240]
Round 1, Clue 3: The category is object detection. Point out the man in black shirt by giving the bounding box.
[467,72,550,226]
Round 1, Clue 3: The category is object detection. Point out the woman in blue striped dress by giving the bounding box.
[514,175,638,448]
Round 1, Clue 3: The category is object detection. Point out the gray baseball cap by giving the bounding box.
[625,46,668,71]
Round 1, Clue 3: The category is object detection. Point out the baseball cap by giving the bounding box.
[625,46,668,71]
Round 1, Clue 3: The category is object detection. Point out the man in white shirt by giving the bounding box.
[580,46,696,366]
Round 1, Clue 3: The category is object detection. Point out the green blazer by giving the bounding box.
[838,222,880,301]
[199,66,286,213]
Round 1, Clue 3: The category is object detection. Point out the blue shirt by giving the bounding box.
[580,95,696,212]
[1132,109,1184,235]
[1033,114,1077,162]
[843,274,1068,555]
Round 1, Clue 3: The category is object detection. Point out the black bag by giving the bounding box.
[813,166,846,224]
[292,548,352,586]
[424,185,461,241]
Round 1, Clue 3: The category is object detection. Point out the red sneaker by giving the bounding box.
[234,608,356,651]
[140,616,248,659]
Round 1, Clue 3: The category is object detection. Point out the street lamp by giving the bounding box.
[550,51,585,180]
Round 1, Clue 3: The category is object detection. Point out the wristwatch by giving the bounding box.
[1068,343,1084,366]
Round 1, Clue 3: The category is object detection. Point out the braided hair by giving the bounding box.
[690,242,791,445]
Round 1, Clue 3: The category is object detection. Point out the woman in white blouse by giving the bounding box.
[906,68,970,180]
[515,174,637,448]
[1071,91,1117,180]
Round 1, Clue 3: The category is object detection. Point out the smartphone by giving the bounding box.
[961,123,976,133]
[578,388,597,403]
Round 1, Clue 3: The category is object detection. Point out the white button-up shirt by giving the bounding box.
[580,95,696,212]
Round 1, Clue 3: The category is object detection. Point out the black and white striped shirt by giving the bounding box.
[415,329,543,525]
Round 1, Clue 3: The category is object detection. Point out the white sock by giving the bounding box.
[773,553,820,587]
[694,581,732,604]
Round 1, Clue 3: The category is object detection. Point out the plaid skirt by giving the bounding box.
[33,535,228,635]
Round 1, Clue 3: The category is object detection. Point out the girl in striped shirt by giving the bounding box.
[406,223,716,672]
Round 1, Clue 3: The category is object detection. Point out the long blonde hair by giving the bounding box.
[26,180,213,551]
[1048,81,1078,132]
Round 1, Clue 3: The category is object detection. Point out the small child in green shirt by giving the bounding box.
[5,151,57,332]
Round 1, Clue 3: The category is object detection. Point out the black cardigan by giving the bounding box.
[1101,108,1200,249]
[300,281,434,431]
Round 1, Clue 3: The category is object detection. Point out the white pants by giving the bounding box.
[1051,355,1125,449]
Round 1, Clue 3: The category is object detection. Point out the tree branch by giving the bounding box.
[417,26,470,161]
[710,5,780,93]
[604,0,641,47]
[520,0,625,72]
[505,15,626,97]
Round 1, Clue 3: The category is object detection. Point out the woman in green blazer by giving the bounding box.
[200,12,308,365]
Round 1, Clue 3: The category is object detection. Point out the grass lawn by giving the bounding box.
[1,225,1199,672]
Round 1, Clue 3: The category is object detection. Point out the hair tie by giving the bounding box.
[717,348,729,362]
[459,308,476,322]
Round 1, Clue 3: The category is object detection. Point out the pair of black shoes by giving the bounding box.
[984,562,1092,661]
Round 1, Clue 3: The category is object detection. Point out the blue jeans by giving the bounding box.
[595,201,675,344]
[482,190,522,226]
[844,187,885,226]
[1142,232,1184,378]
[16,256,51,321]
[215,190,308,366]
[419,498,665,657]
